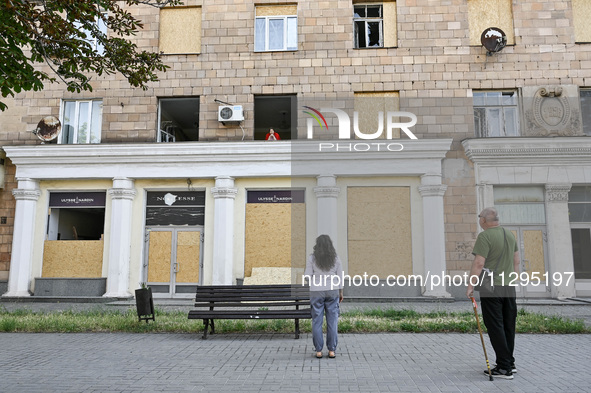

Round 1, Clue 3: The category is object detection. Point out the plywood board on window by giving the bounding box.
[176,231,200,283]
[347,187,412,277]
[354,92,400,139]
[244,203,305,279]
[42,240,103,278]
[468,0,514,45]
[573,0,591,42]
[383,1,397,48]
[256,5,297,16]
[147,231,172,283]
[159,7,201,54]
[523,230,545,277]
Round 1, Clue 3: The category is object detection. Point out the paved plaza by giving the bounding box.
[0,331,589,392]
[1,299,590,392]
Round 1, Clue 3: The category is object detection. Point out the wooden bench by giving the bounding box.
[188,284,311,339]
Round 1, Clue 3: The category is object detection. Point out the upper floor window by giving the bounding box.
[60,100,102,144]
[353,2,397,49]
[74,12,107,55]
[158,97,200,142]
[255,5,297,52]
[473,91,519,137]
[159,7,202,54]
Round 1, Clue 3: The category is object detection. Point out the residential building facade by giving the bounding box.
[0,0,590,299]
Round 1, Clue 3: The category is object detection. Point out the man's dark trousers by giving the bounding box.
[480,285,517,371]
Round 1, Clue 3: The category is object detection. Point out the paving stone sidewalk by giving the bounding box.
[0,332,589,392]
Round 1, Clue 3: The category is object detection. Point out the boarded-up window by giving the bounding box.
[347,187,412,278]
[353,92,400,139]
[467,0,514,46]
[573,0,591,43]
[244,190,306,283]
[159,7,201,54]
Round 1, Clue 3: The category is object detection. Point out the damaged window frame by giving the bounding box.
[353,4,384,49]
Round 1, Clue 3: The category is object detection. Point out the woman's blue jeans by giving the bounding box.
[310,291,339,352]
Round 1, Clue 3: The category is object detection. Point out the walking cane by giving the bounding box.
[471,296,493,381]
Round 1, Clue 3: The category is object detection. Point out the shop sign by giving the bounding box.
[247,190,305,204]
[147,191,205,206]
[49,192,106,207]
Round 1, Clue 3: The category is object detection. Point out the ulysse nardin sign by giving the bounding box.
[247,190,305,204]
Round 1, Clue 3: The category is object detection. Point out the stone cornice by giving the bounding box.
[2,139,452,180]
[462,137,591,164]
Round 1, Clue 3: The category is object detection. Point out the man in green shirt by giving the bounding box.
[466,207,520,380]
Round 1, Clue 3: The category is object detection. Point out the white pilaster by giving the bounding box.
[476,183,494,220]
[3,178,40,297]
[313,175,340,247]
[418,174,451,297]
[104,177,136,298]
[545,184,576,299]
[211,176,237,285]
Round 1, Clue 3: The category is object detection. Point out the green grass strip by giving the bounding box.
[0,306,588,334]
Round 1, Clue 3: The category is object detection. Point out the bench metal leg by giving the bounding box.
[202,319,215,339]
[295,319,300,339]
[202,319,210,339]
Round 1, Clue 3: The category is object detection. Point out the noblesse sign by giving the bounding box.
[247,190,305,204]
[49,192,106,207]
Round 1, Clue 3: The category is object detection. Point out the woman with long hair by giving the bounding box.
[304,234,343,359]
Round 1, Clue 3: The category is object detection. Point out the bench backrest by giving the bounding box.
[193,284,310,308]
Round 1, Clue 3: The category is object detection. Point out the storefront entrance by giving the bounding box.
[143,190,205,298]
[144,227,203,298]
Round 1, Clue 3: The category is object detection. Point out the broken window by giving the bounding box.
[47,192,106,240]
[158,98,200,142]
[254,95,297,140]
[354,4,383,48]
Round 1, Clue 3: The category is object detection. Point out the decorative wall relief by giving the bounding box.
[523,85,582,137]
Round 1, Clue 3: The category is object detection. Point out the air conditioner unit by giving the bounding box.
[218,105,244,122]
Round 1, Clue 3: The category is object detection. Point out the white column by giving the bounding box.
[313,175,340,247]
[104,177,136,298]
[545,184,576,299]
[418,174,451,297]
[3,178,40,297]
[211,176,237,285]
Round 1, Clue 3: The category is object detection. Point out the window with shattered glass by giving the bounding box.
[473,91,519,137]
[354,4,383,48]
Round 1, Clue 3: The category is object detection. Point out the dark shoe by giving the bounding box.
[484,367,513,380]
[494,363,517,373]
[328,351,336,358]
[510,363,517,373]
[315,352,323,358]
